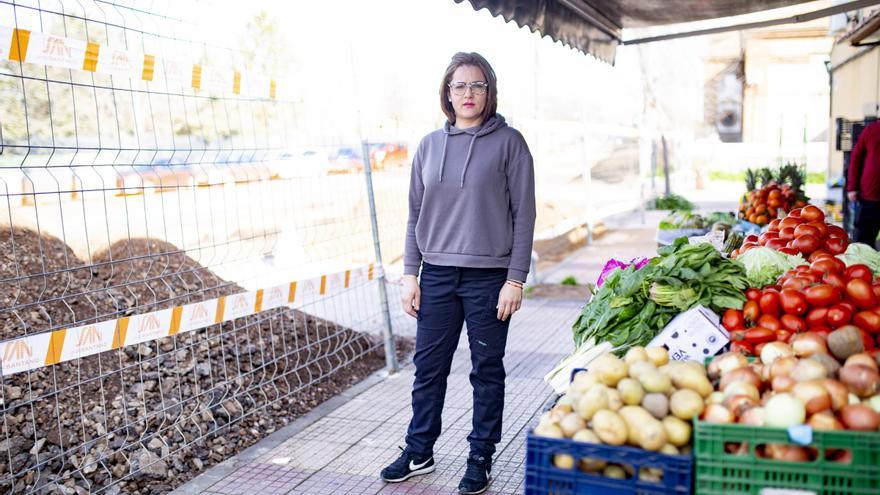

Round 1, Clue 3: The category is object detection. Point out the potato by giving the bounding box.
[639,467,663,482]
[618,406,653,445]
[554,453,575,469]
[670,389,705,420]
[660,444,680,456]
[592,410,628,446]
[661,416,692,447]
[624,346,649,365]
[603,465,626,479]
[534,423,564,438]
[569,371,601,394]
[575,384,609,421]
[636,418,667,451]
[538,411,558,428]
[629,361,657,380]
[641,393,670,419]
[617,378,645,406]
[606,388,623,411]
[593,354,628,386]
[572,429,607,472]
[668,364,713,398]
[639,370,672,394]
[559,412,586,437]
[646,347,669,366]
[556,394,575,410]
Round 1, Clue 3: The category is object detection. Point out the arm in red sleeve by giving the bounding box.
[848,125,870,193]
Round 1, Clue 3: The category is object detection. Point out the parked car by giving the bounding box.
[327,142,409,174]
[268,148,331,178]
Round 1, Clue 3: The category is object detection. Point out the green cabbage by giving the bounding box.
[837,243,880,273]
[737,247,807,288]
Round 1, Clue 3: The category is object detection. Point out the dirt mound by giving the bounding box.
[0,226,411,494]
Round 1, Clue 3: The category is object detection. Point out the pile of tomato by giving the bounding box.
[723,255,880,356]
[731,205,848,260]
[738,181,805,226]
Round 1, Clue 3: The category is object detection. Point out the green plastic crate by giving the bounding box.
[694,420,880,495]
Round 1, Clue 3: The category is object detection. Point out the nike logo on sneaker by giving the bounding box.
[409,458,431,471]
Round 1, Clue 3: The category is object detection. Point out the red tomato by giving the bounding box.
[800,205,825,223]
[826,224,848,239]
[757,314,782,331]
[809,250,832,263]
[778,227,796,241]
[775,329,793,342]
[779,289,808,315]
[743,300,760,323]
[823,272,847,291]
[781,276,812,292]
[722,309,745,331]
[826,304,853,328]
[745,288,762,302]
[766,239,789,250]
[745,234,759,244]
[810,326,832,340]
[768,219,782,232]
[853,311,880,334]
[824,236,848,255]
[838,301,857,314]
[793,234,822,255]
[730,329,746,341]
[780,314,806,333]
[873,284,880,301]
[845,264,873,283]
[758,232,779,246]
[807,221,828,238]
[806,308,828,327]
[861,329,876,350]
[789,208,803,218]
[845,278,879,310]
[745,327,776,344]
[742,242,759,252]
[804,284,842,307]
[794,224,821,239]
[811,258,845,275]
[730,341,754,356]
[795,265,813,273]
[759,291,781,317]
[778,247,801,256]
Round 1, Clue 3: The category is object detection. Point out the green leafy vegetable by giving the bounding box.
[837,243,880,274]
[737,247,806,288]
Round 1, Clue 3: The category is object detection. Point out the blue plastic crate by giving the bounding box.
[525,432,693,495]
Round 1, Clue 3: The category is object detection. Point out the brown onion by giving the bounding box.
[823,379,850,411]
[845,353,879,372]
[791,333,828,357]
[771,375,796,393]
[808,411,844,431]
[769,356,798,380]
[722,381,760,402]
[761,342,795,366]
[721,367,763,393]
[790,358,828,382]
[769,444,810,462]
[723,395,758,418]
[739,406,766,426]
[793,380,832,415]
[702,404,735,424]
[839,404,880,431]
[839,364,880,398]
[810,353,842,378]
[708,352,749,379]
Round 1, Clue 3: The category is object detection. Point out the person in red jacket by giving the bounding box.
[847,120,880,247]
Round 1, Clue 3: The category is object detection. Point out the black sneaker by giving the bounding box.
[458,453,492,494]
[380,446,435,482]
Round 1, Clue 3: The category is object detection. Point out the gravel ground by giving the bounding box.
[0,226,412,494]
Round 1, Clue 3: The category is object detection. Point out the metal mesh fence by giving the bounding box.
[0,1,407,493]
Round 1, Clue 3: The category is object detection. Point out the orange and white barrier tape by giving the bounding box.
[0,25,278,100]
[0,264,380,376]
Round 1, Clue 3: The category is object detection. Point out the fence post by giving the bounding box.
[361,141,399,373]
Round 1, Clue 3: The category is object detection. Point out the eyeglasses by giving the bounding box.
[448,81,488,96]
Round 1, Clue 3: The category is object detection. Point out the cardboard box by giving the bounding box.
[648,305,729,362]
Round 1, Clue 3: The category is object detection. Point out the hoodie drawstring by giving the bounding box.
[460,133,478,188]
[438,132,449,183]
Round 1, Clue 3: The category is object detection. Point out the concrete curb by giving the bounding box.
[170,369,393,494]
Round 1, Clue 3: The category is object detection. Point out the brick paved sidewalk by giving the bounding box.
[174,217,660,495]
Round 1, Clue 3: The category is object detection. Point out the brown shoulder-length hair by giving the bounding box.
[440,52,498,124]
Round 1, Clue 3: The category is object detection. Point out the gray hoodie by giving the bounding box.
[404,114,536,282]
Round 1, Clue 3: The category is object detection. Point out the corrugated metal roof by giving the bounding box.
[455,0,820,63]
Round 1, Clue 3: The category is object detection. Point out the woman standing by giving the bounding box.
[380,52,536,495]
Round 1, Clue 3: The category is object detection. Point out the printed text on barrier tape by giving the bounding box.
[0,25,278,99]
[0,264,375,376]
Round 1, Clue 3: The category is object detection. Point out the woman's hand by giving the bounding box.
[401,275,420,318]
[496,282,523,321]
